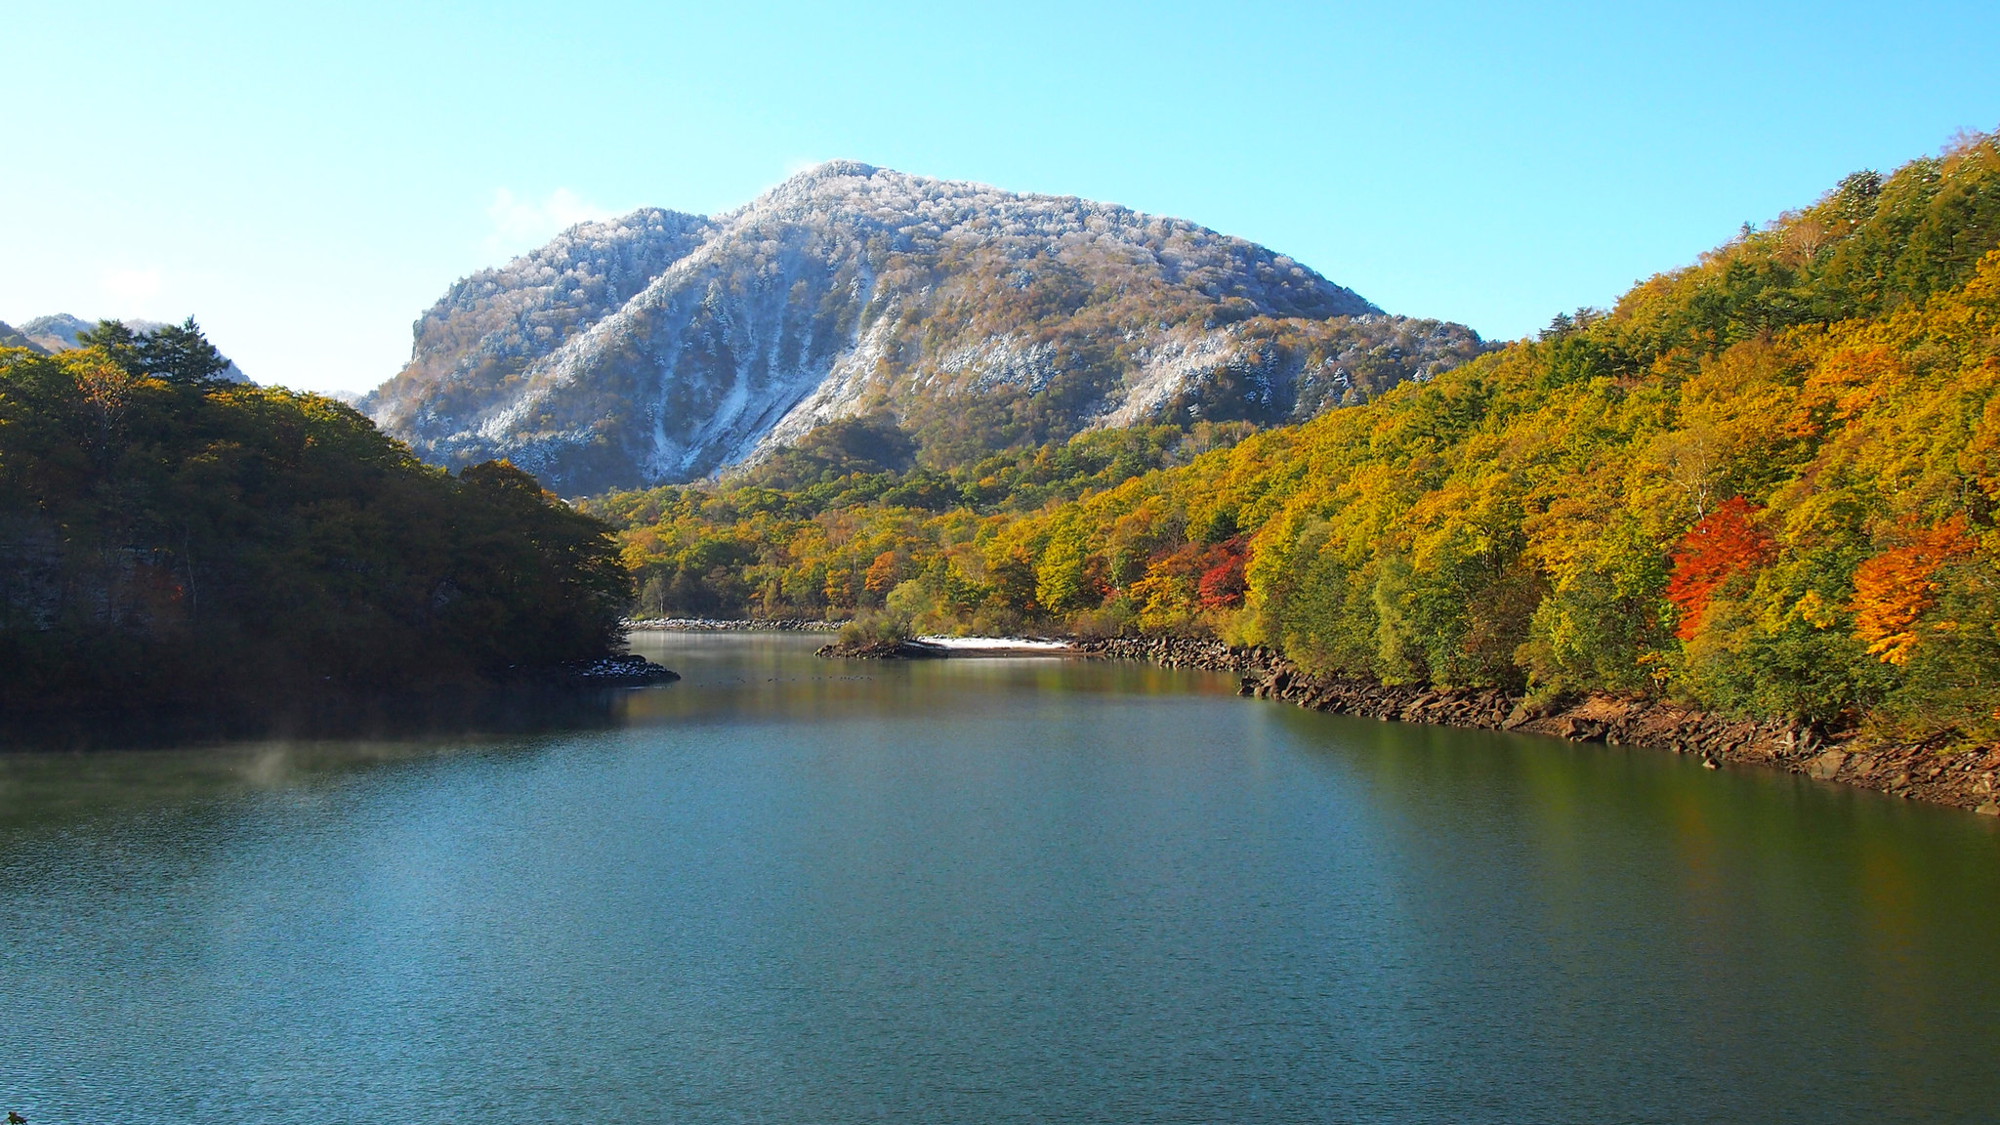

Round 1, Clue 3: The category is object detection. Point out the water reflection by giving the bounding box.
[1266,705,2000,1119]
[1,633,1996,1124]
[0,730,573,840]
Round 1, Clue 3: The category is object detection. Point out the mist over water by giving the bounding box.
[3,633,1997,1123]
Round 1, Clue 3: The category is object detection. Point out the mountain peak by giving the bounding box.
[367,166,1484,494]
[787,158,881,183]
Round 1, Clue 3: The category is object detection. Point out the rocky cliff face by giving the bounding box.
[366,162,1486,494]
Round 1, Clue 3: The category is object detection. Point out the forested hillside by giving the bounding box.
[0,323,630,716]
[595,131,2000,743]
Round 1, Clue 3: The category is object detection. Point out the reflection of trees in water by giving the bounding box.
[1267,695,2000,1070]
[0,690,628,840]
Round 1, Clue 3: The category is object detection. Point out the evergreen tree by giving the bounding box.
[75,317,232,384]
[139,317,231,384]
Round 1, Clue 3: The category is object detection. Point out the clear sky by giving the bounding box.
[4,1,1996,395]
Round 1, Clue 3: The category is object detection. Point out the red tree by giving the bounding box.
[1666,497,1776,641]
[1198,551,1248,609]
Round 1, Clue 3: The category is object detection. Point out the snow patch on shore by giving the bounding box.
[912,635,1075,651]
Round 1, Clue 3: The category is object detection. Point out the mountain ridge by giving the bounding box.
[0,321,45,354]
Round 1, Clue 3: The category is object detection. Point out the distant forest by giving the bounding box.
[0,320,630,716]
[590,130,2000,744]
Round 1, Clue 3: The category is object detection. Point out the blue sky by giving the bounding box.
[4,1,1995,395]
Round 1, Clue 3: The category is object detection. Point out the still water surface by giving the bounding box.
[3,634,1998,1123]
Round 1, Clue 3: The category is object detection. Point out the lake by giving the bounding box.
[3,632,1997,1123]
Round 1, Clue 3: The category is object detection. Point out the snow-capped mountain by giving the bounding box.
[366,162,1485,494]
[16,313,252,383]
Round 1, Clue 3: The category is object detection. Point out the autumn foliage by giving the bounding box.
[1851,519,1977,665]
[1197,542,1250,609]
[1665,498,1776,640]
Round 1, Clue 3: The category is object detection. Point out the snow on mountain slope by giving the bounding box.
[366,162,1486,494]
[367,207,714,441]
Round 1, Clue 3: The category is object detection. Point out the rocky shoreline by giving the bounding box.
[626,617,839,632]
[559,653,681,686]
[812,631,2000,813]
[816,638,940,659]
[1070,637,2000,815]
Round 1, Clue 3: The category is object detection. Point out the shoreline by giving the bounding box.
[0,656,680,753]
[626,617,839,632]
[823,632,2000,815]
[1087,636,2000,815]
